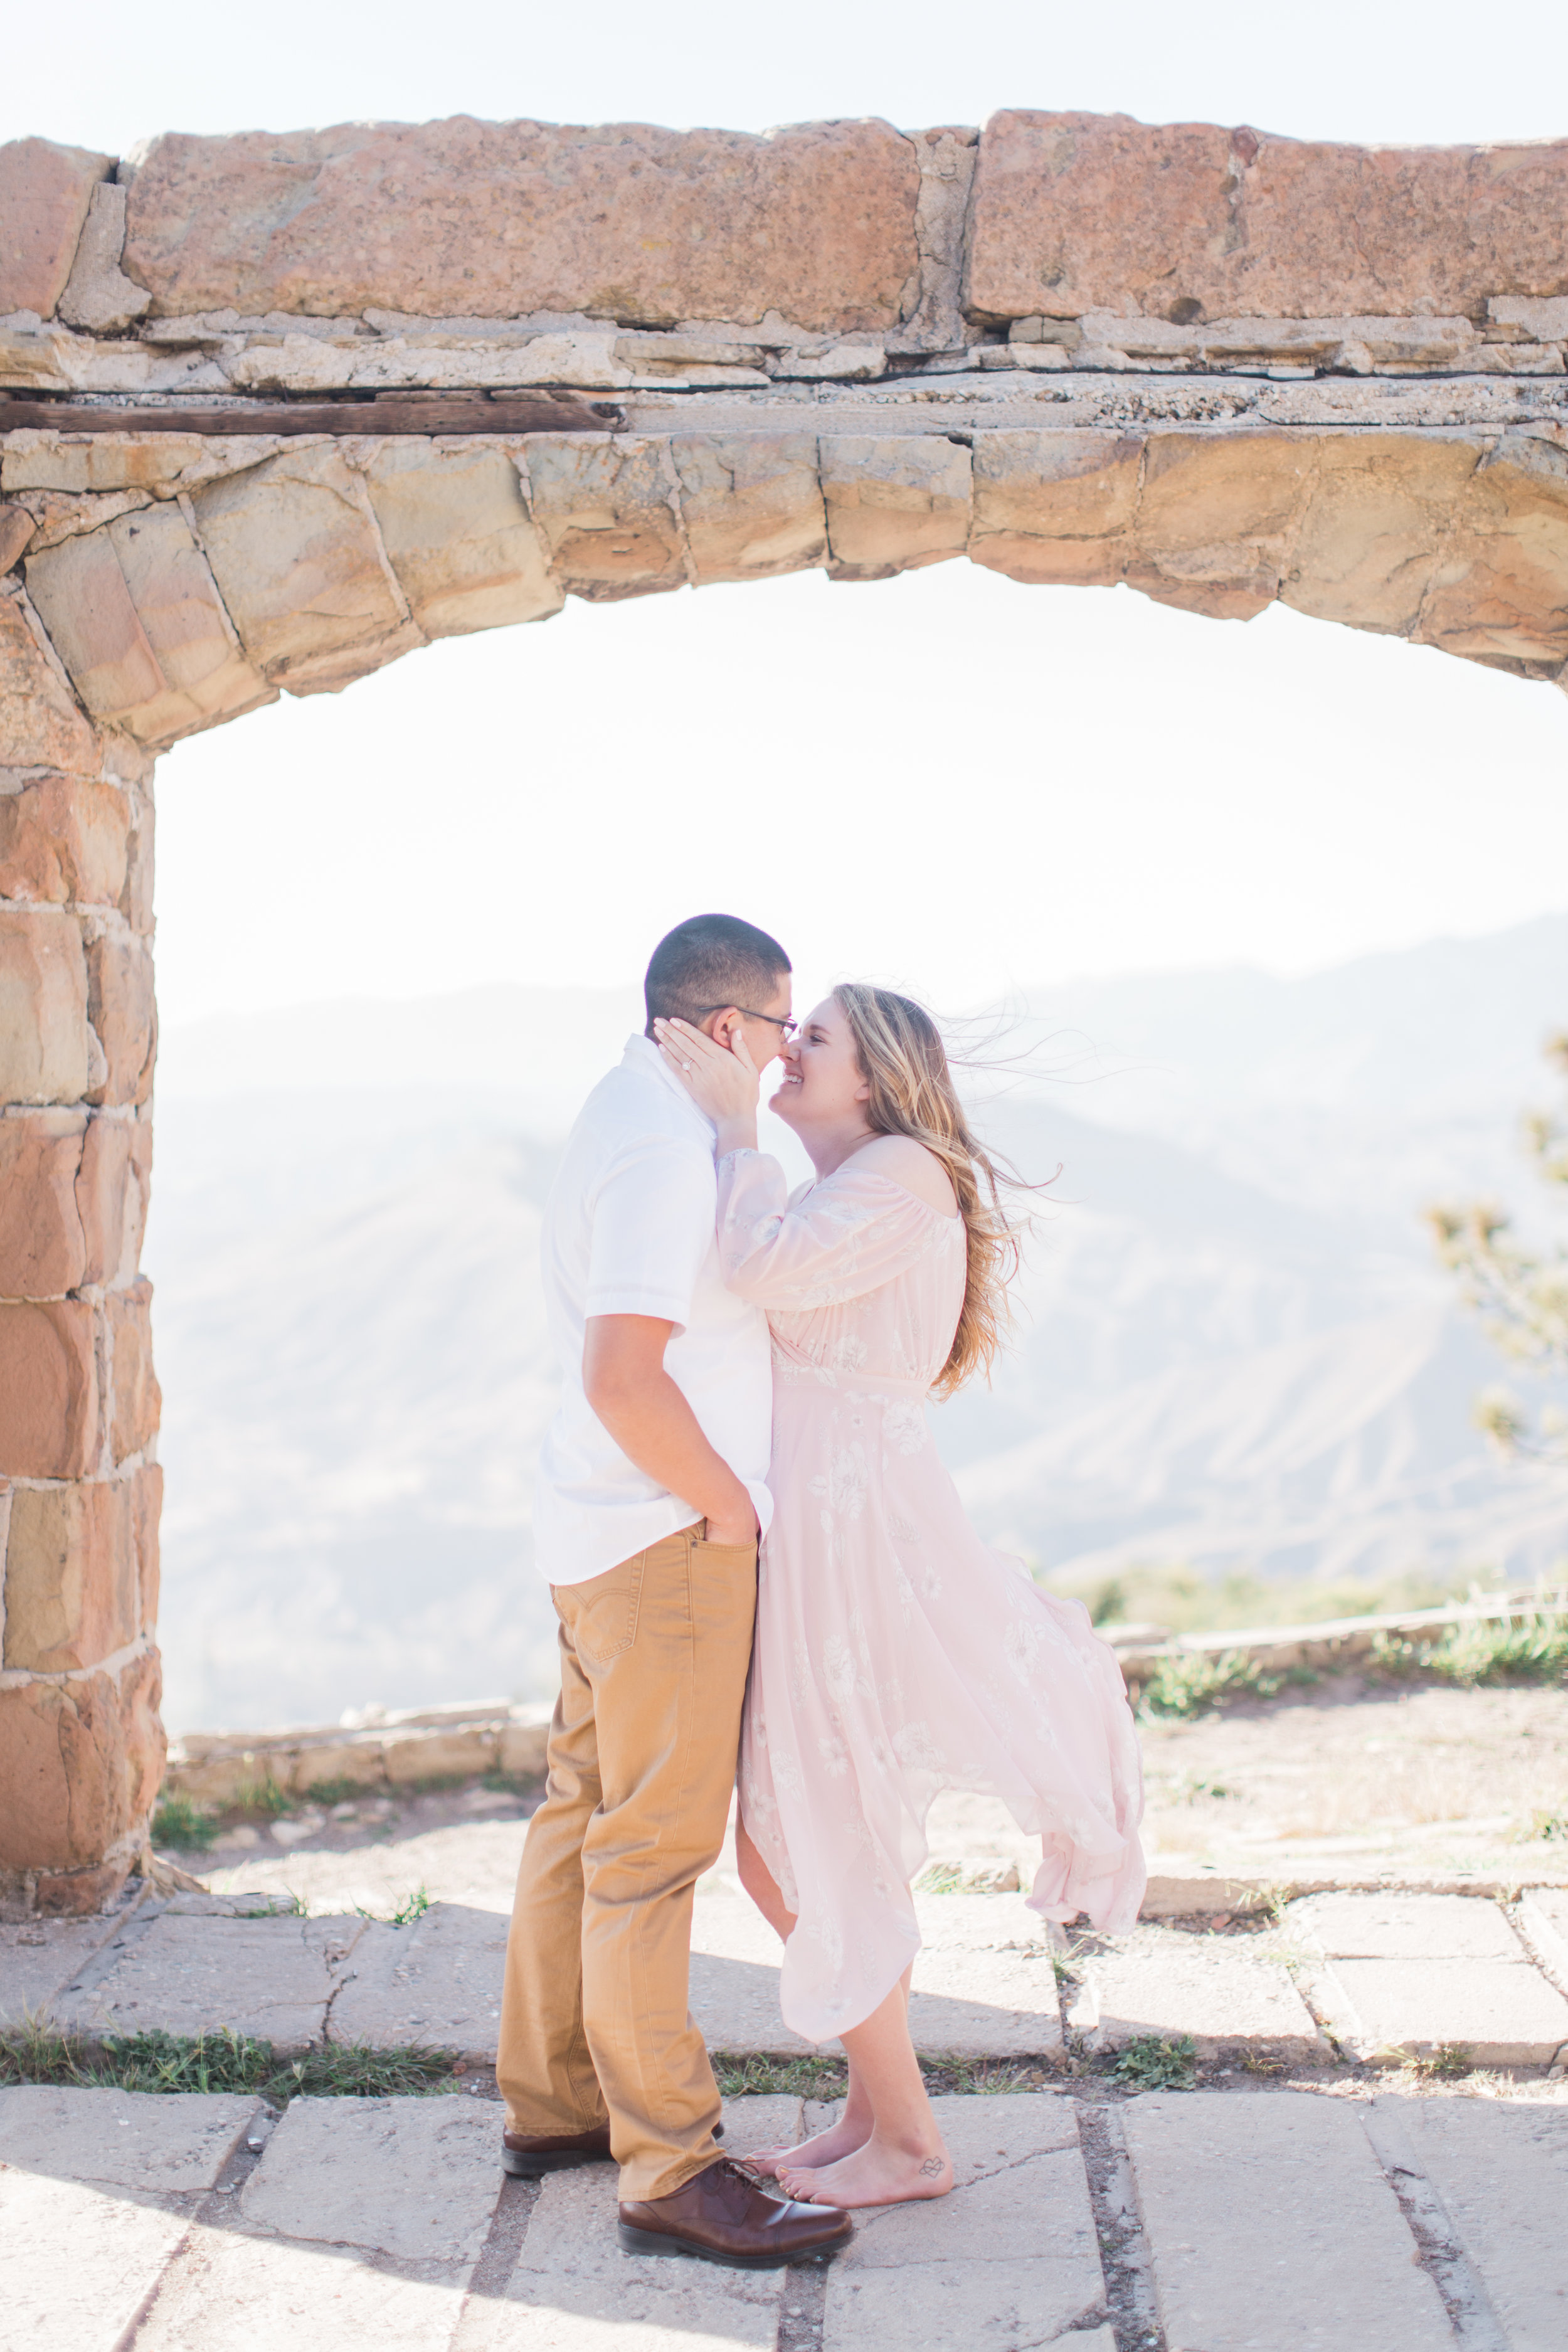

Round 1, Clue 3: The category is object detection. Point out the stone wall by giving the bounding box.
[3,104,1568,1906]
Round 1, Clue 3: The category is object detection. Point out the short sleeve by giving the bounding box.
[585,1136,716,1331]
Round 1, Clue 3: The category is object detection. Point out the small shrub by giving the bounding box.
[1138,1653,1281,1719]
[1515,1808,1568,1844]
[304,1778,369,1808]
[230,1778,293,1820]
[1111,2034,1197,2091]
[151,1794,216,1851]
[1372,1613,1568,1688]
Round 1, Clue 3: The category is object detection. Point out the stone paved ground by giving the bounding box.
[4,2078,1567,2349]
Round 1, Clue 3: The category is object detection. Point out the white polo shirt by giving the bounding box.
[534,1035,774,1585]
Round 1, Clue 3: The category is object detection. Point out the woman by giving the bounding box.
[654,986,1145,2211]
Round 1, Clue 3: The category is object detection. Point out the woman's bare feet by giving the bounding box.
[747,2113,871,2180]
[778,2133,953,2209]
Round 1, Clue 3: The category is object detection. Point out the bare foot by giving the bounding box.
[746,2116,871,2180]
[778,2136,953,2209]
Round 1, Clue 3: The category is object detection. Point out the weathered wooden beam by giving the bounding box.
[0,392,622,437]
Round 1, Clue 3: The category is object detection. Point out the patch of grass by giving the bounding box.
[1372,1613,1568,1689]
[236,1892,307,1919]
[303,1778,371,1808]
[712,2053,849,2100]
[1515,1807,1568,1844]
[151,1793,217,1851]
[1110,2034,1197,2092]
[230,1778,294,1820]
[482,1772,543,1798]
[914,1862,966,1894]
[0,2021,460,2104]
[919,2057,1059,2096]
[1138,1653,1284,1719]
[354,1883,430,1929]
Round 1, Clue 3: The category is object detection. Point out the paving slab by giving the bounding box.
[0,2171,195,2352]
[1377,2093,1568,2350]
[0,2083,255,2191]
[1518,1888,1568,1985]
[0,1910,132,2028]
[824,2093,1104,2349]
[331,1904,509,2055]
[134,2223,472,2352]
[241,2092,500,2263]
[51,1913,365,2052]
[1121,2091,1453,2352]
[480,2097,799,2351]
[1070,1924,1328,2058]
[1291,1890,1523,1959]
[1313,1956,1568,2065]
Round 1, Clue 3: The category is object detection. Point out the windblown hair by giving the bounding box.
[834,983,1030,1399]
[645,913,791,1034]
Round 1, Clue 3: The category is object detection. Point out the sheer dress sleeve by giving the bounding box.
[715,1149,948,1310]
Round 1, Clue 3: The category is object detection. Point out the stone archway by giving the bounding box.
[4,107,1567,1914]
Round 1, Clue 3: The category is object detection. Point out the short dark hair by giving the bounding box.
[644,914,792,1034]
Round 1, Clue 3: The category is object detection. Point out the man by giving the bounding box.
[497,914,852,2268]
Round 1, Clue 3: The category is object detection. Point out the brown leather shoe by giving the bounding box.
[502,2119,724,2178]
[502,2125,612,2177]
[619,2158,853,2269]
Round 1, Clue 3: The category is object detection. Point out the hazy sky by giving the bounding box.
[11,2,1568,1025]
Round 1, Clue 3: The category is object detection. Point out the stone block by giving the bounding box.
[77,1111,152,1288]
[107,502,273,742]
[133,1460,162,1632]
[56,1912,361,2050]
[0,593,101,773]
[0,502,35,573]
[124,118,919,333]
[85,929,156,1106]
[58,181,151,334]
[820,433,973,576]
[0,774,130,907]
[0,1297,98,1478]
[243,2094,497,2261]
[1291,1890,1523,1960]
[1133,428,1311,610]
[1123,2092,1452,2351]
[497,1717,549,1777]
[827,2269,1104,2351]
[331,1903,508,2055]
[1070,1923,1327,2058]
[0,906,90,1104]
[1519,1888,1568,1982]
[671,434,827,585]
[970,429,1143,585]
[1416,433,1568,670]
[0,2083,254,2190]
[107,1274,160,1461]
[1,433,208,495]
[968,112,1568,322]
[0,2174,191,2351]
[0,1914,125,2027]
[0,139,112,317]
[1284,431,1483,636]
[3,1474,140,1671]
[842,2089,1090,2260]
[1316,1954,1568,2065]
[191,444,410,687]
[509,2144,785,2349]
[24,528,168,721]
[524,436,687,602]
[131,2225,474,2351]
[0,1110,88,1296]
[906,1892,1065,2056]
[0,1651,165,1875]
[1377,2094,1568,2349]
[380,1724,498,1784]
[361,441,563,638]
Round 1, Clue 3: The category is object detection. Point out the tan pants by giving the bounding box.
[496,1520,758,2201]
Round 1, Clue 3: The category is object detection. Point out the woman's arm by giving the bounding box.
[715,1153,943,1311]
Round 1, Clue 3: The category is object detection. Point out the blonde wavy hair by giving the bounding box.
[834,983,1030,1397]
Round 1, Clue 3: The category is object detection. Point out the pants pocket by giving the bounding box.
[558,1554,645,1669]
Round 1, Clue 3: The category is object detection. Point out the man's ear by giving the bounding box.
[706,1007,743,1048]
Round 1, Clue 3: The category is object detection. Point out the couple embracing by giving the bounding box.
[495,914,1145,2268]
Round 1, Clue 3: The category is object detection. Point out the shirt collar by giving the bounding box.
[623,1033,718,1139]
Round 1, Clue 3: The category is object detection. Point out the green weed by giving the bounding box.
[1138,1653,1285,1719]
[1111,2034,1197,2091]
[1372,1613,1568,1688]
[0,2021,459,2104]
[1515,1808,1568,1844]
[230,1779,294,1820]
[712,2053,849,2100]
[151,1794,216,1851]
[354,1883,430,1929]
[303,1779,370,1808]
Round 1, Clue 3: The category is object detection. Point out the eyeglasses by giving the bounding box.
[694,1005,798,1039]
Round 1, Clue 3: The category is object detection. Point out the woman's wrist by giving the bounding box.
[715,1116,759,1159]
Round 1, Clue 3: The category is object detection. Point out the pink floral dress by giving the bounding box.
[718,1150,1146,2044]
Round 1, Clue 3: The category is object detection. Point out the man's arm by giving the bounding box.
[582,1315,759,1547]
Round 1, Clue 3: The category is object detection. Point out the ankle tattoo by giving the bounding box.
[919,2156,945,2177]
